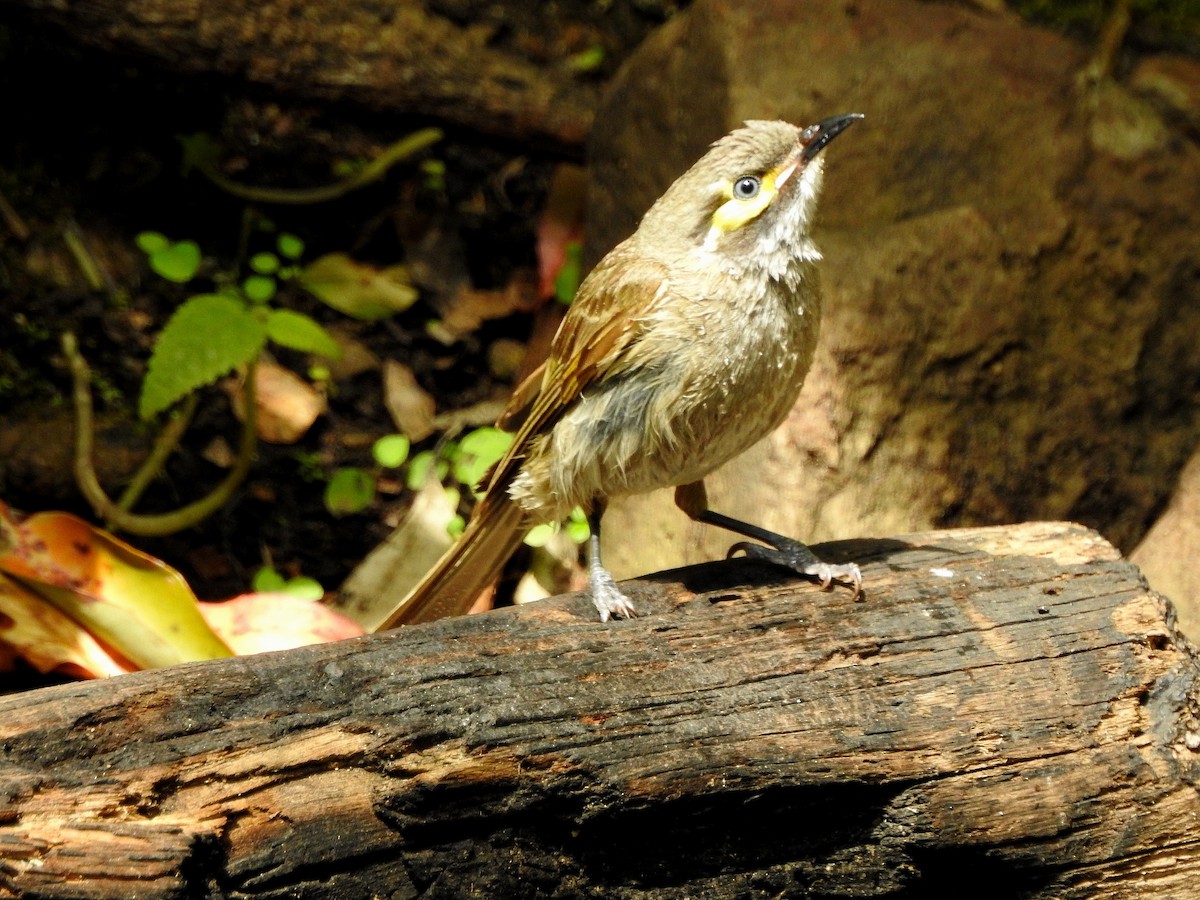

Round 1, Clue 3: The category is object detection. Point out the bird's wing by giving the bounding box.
[483,244,670,494]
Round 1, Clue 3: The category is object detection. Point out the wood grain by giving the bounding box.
[2,522,1197,898]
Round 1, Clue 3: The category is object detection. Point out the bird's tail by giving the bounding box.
[375,493,528,629]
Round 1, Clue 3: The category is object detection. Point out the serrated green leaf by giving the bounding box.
[139,294,267,420]
[373,434,410,468]
[325,467,374,516]
[277,233,305,260]
[242,275,277,303]
[250,252,280,275]
[136,231,169,255]
[265,309,342,359]
[149,240,202,283]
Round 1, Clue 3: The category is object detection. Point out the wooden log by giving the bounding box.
[8,0,599,150]
[1,522,1197,898]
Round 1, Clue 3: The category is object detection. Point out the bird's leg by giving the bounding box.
[586,500,639,621]
[674,481,862,598]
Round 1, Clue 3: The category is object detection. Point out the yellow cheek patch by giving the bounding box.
[710,170,779,234]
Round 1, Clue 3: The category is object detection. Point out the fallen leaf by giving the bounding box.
[332,478,459,630]
[383,360,436,443]
[0,573,133,678]
[228,359,326,444]
[199,593,363,655]
[298,253,419,320]
[0,503,232,669]
[437,271,540,341]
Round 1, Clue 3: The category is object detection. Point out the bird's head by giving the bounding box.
[639,114,862,280]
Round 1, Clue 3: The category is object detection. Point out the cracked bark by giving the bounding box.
[5,0,601,150]
[2,522,1199,898]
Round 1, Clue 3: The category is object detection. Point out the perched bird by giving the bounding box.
[380,114,863,628]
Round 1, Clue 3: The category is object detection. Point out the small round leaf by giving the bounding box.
[242,275,277,303]
[250,252,280,275]
[373,434,411,468]
[324,467,374,517]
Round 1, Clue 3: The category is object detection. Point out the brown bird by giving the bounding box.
[380,114,863,628]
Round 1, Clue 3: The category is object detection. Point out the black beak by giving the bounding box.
[799,113,864,162]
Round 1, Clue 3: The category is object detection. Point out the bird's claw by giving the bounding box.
[590,565,638,622]
[729,539,862,599]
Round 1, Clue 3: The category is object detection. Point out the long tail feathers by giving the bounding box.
[376,494,528,629]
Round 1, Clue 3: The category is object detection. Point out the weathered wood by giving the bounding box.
[5,0,601,149]
[1,522,1198,898]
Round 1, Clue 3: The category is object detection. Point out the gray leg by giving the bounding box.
[587,504,638,622]
[674,481,862,598]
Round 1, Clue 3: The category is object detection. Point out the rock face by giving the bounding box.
[585,0,1200,634]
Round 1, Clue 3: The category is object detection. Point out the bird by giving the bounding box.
[379,114,863,628]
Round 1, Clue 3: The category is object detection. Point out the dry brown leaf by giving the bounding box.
[332,478,459,630]
[382,359,436,442]
[229,359,326,444]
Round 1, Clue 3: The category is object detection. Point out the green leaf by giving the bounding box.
[451,427,513,488]
[373,434,411,468]
[265,309,342,359]
[446,514,465,539]
[148,240,202,284]
[567,45,606,74]
[277,576,324,601]
[252,566,324,601]
[250,252,280,275]
[297,253,419,320]
[139,294,267,419]
[136,231,169,255]
[242,275,277,303]
[277,233,305,260]
[177,132,223,177]
[554,241,584,305]
[565,506,591,544]
[405,450,449,490]
[523,522,555,548]
[325,467,375,516]
[252,566,287,592]
[420,159,446,192]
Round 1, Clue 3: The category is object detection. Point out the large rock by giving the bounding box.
[586,0,1200,632]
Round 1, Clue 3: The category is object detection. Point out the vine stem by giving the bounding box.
[198,128,442,204]
[62,331,259,537]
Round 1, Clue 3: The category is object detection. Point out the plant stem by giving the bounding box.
[63,332,259,537]
[198,128,442,204]
[115,393,198,512]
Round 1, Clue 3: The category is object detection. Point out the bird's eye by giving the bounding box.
[732,175,761,200]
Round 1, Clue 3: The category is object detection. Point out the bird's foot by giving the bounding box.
[589,564,638,622]
[729,538,863,599]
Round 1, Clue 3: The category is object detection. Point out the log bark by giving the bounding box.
[4,0,605,150]
[2,521,1198,898]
